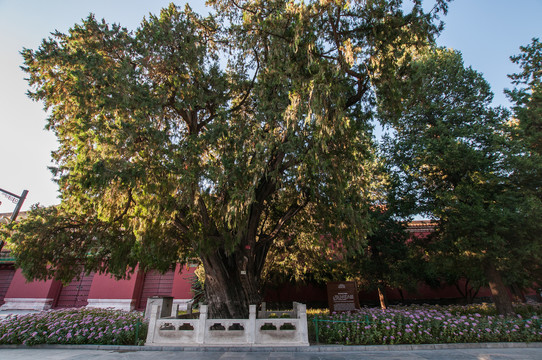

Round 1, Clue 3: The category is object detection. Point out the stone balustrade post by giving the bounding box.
[293,301,299,318]
[248,304,256,344]
[171,303,178,318]
[197,305,208,344]
[145,304,161,345]
[297,302,309,345]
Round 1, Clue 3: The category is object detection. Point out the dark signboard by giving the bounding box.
[327,281,360,313]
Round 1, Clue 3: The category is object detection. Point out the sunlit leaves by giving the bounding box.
[8,1,450,295]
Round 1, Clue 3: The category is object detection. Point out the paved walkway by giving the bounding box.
[1,344,542,359]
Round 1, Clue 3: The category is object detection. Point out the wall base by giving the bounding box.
[0,297,54,311]
[86,298,136,311]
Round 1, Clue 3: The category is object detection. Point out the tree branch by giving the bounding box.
[259,197,309,245]
[113,188,134,222]
[173,214,190,235]
[198,196,220,237]
[328,8,363,80]
[228,47,260,115]
[344,77,370,110]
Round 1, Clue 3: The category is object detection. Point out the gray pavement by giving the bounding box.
[1,344,542,359]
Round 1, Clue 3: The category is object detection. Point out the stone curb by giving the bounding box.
[0,342,541,352]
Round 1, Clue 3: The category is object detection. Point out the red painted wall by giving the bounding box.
[87,270,143,300]
[171,264,196,299]
[4,268,61,300]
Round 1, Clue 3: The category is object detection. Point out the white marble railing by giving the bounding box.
[145,302,309,346]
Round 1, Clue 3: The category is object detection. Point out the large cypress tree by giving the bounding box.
[2,0,448,318]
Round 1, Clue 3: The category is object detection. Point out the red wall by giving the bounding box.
[4,269,62,301]
[171,264,196,299]
[87,270,144,301]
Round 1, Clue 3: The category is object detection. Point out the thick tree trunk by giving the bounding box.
[377,282,389,310]
[483,262,514,315]
[201,247,263,319]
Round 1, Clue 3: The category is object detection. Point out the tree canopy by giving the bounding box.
[1,0,450,318]
[384,48,542,314]
[507,38,542,154]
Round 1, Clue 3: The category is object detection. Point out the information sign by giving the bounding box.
[327,281,360,313]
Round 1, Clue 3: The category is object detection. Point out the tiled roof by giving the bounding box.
[407,220,437,232]
[0,251,14,264]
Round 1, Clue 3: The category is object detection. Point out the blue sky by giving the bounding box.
[0,0,541,213]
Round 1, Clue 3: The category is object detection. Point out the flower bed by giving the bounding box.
[309,304,542,345]
[0,308,147,346]
[1,304,541,347]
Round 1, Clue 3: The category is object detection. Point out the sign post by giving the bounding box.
[0,188,29,250]
[326,281,360,313]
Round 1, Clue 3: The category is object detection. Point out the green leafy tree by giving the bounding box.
[505,38,542,293]
[507,38,542,154]
[384,48,542,315]
[1,1,449,318]
[340,154,424,309]
[347,209,415,309]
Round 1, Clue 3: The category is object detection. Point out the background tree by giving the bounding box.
[1,0,449,318]
[342,154,424,310]
[383,48,542,315]
[505,38,542,295]
[347,208,415,309]
[507,38,542,154]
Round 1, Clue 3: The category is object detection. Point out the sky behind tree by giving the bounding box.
[0,0,541,213]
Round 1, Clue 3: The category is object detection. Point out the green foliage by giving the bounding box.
[1,205,141,282]
[2,0,450,317]
[346,206,420,295]
[189,264,206,309]
[261,217,345,285]
[261,148,422,294]
[382,47,542,314]
[507,38,542,154]
[503,38,542,289]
